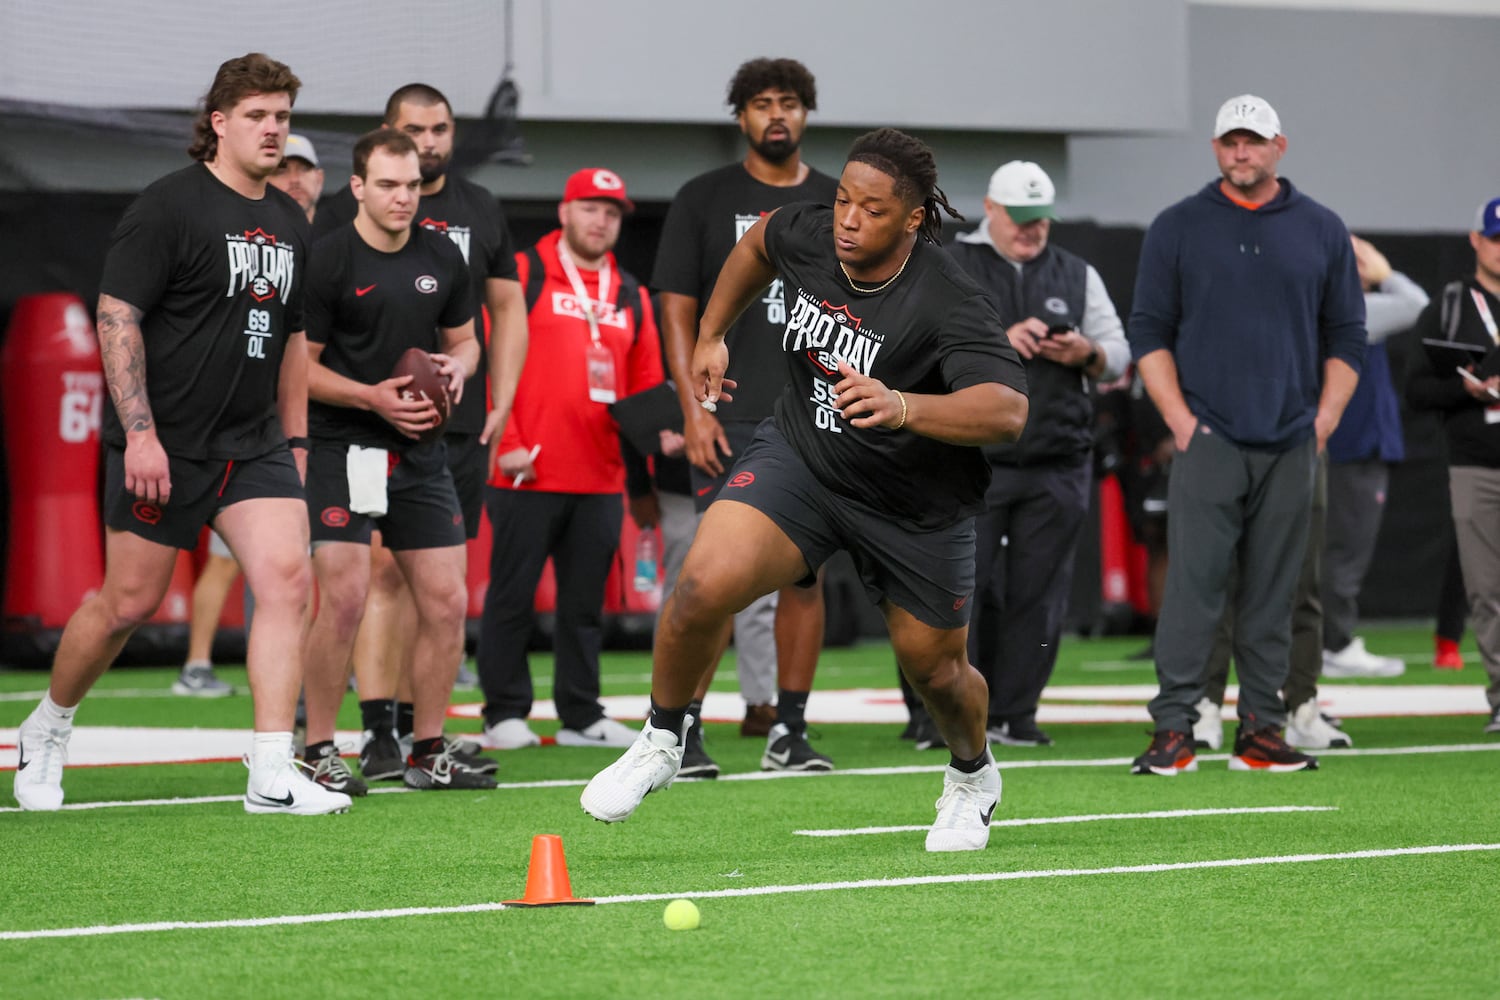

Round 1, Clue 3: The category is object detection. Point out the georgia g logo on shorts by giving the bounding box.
[727,471,755,489]
[132,501,162,525]
[321,506,351,528]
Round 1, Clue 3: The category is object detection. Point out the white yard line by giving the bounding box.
[2,743,1496,815]
[2,842,1495,942]
[793,804,1339,838]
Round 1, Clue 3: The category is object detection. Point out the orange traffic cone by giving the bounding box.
[505,834,595,907]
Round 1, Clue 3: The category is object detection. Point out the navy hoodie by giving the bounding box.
[1128,179,1366,450]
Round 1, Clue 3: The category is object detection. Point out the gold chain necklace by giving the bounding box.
[839,249,913,294]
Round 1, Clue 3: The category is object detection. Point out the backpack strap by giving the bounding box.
[613,268,645,342]
[522,246,545,314]
[1440,280,1465,340]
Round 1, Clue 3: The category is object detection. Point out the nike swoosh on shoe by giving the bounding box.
[248,790,295,808]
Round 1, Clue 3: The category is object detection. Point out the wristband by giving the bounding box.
[287,436,310,450]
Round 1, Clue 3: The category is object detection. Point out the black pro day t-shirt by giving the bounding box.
[99,163,310,460]
[316,177,518,435]
[762,203,1027,531]
[651,163,838,421]
[304,224,472,451]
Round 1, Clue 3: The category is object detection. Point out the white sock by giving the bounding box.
[36,694,77,729]
[250,731,294,771]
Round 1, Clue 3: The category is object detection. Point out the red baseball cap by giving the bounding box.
[563,168,634,213]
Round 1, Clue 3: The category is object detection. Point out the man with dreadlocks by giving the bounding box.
[582,129,1029,852]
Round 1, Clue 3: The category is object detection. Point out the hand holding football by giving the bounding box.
[390,347,451,444]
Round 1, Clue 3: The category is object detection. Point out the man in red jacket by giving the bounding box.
[478,168,665,749]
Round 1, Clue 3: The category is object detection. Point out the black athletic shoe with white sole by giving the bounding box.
[761,723,834,772]
[404,746,498,790]
[306,742,369,797]
[358,729,405,782]
[678,715,720,779]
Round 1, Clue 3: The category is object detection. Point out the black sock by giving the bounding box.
[303,739,334,762]
[412,736,444,759]
[776,689,809,731]
[393,701,415,739]
[649,699,690,741]
[949,747,990,774]
[686,699,704,734]
[359,699,390,734]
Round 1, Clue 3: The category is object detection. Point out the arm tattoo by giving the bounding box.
[97,296,154,433]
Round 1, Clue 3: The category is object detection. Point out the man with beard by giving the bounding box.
[270,133,323,223]
[316,85,525,776]
[477,168,664,750]
[1126,94,1365,777]
[650,58,838,778]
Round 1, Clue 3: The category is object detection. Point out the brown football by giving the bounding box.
[390,347,451,444]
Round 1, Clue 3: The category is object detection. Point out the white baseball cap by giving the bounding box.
[282,134,319,167]
[986,161,1056,223]
[1213,95,1281,139]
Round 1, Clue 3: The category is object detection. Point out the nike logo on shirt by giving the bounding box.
[356,285,377,297]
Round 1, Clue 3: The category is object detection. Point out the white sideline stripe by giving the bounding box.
[0,689,174,702]
[3,743,1497,815]
[793,805,1338,838]
[2,842,1495,942]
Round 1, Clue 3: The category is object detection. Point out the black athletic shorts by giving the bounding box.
[721,421,976,630]
[443,431,486,539]
[103,445,304,550]
[306,440,466,551]
[688,419,761,514]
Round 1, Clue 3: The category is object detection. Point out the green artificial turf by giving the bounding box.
[1,624,1496,999]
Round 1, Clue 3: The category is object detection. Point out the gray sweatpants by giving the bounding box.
[1150,425,1316,732]
[1448,466,1500,711]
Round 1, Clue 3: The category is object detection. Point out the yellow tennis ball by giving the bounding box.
[663,898,700,931]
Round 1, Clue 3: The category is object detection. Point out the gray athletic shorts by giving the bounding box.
[719,420,976,630]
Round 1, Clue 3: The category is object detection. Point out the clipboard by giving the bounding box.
[1421,338,1500,377]
[609,381,683,456]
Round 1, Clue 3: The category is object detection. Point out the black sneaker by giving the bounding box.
[359,729,406,782]
[404,746,499,790]
[1229,726,1319,773]
[761,723,834,771]
[899,717,918,741]
[989,719,1054,747]
[443,734,498,776]
[678,716,720,779]
[1131,730,1197,776]
[305,742,369,797]
[913,712,947,751]
[1483,706,1500,735]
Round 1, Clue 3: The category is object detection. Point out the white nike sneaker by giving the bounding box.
[557,717,640,748]
[244,743,352,816]
[1322,636,1405,679]
[484,717,541,750]
[14,711,70,811]
[1285,699,1352,749]
[1192,698,1224,751]
[926,758,1002,852]
[580,719,685,823]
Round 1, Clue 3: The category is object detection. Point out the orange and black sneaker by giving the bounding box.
[1131,730,1197,776]
[1229,725,1319,773]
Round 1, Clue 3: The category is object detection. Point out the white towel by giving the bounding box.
[346,445,389,516]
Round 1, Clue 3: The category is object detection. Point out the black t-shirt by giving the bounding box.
[305,224,472,451]
[317,177,518,434]
[763,203,1027,530]
[98,163,310,460]
[652,163,838,421]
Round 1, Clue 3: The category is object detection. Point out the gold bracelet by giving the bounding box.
[892,389,908,430]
